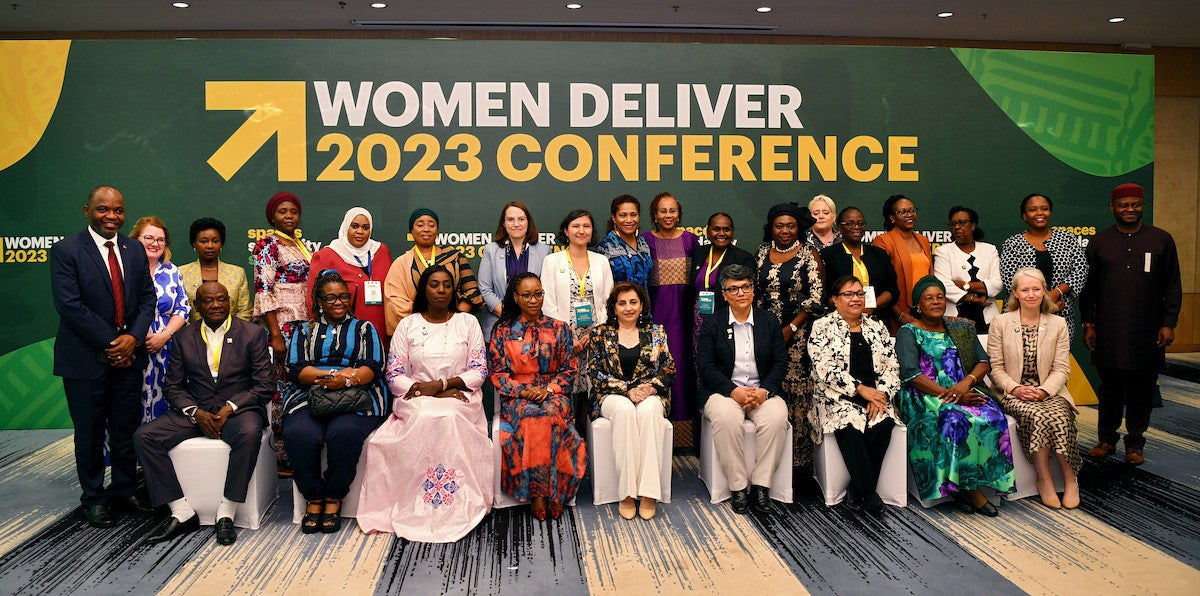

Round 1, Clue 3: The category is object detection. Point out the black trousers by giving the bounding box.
[133,410,266,506]
[283,408,382,501]
[834,418,896,501]
[62,366,142,507]
[1096,366,1157,450]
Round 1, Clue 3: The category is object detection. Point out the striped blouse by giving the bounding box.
[282,315,388,417]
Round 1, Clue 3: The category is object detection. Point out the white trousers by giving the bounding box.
[703,394,788,492]
[600,395,669,501]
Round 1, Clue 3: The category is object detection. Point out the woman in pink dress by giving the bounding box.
[357,265,492,542]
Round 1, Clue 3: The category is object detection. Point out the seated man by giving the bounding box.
[697,264,789,515]
[134,281,273,545]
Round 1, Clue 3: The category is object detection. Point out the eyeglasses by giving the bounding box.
[839,221,866,228]
[516,291,545,302]
[837,291,867,299]
[949,219,973,228]
[722,284,754,295]
[893,208,918,216]
[320,293,352,304]
[140,235,167,246]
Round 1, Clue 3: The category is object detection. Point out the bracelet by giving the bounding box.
[966,373,978,384]
[441,378,448,392]
[344,376,352,388]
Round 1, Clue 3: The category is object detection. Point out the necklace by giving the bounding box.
[200,264,218,271]
[772,239,800,253]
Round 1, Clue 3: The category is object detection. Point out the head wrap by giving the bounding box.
[328,207,382,268]
[766,201,816,229]
[409,208,439,231]
[911,274,946,307]
[1111,183,1145,202]
[265,192,301,226]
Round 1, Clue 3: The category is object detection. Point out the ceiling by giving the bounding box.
[1,1,1198,48]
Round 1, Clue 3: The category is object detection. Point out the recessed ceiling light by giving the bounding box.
[172,2,189,7]
[937,12,953,18]
[566,3,582,9]
[371,2,387,8]
[1108,16,1126,23]
[757,6,772,13]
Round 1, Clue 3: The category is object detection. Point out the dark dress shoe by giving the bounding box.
[146,514,201,543]
[750,485,773,515]
[215,517,237,545]
[863,493,886,517]
[112,495,154,514]
[83,504,115,528]
[1125,449,1145,465]
[730,489,750,514]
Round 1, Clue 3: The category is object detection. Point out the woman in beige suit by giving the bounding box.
[987,267,1080,509]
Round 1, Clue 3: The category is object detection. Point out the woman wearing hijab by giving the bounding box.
[308,207,393,344]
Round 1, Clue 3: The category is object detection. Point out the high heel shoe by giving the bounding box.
[1037,480,1062,509]
[638,497,657,520]
[531,497,548,521]
[1061,483,1080,509]
[321,499,343,533]
[618,497,636,520]
[548,501,564,519]
[302,499,324,534]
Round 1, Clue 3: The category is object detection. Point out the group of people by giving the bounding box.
[50,181,1181,545]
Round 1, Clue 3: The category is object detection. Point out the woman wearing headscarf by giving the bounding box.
[384,208,484,335]
[307,207,393,344]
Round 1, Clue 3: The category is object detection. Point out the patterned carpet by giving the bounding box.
[1,373,1198,595]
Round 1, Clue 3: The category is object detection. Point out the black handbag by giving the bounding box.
[307,385,372,418]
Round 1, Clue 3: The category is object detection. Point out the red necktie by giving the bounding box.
[105,240,126,329]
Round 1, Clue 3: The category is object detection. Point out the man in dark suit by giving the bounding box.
[51,185,157,527]
[696,264,789,515]
[135,281,273,545]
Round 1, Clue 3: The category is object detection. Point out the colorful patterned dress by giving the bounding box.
[141,260,191,423]
[488,314,586,505]
[895,319,1015,501]
[643,231,698,420]
[754,244,824,467]
[596,230,652,289]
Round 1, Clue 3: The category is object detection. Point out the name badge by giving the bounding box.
[573,302,594,327]
[698,291,716,315]
[363,280,383,305]
[863,285,877,309]
[1144,252,1152,273]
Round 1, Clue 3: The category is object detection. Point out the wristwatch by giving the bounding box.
[789,323,799,333]
[182,405,198,425]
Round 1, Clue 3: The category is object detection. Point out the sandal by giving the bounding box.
[547,501,564,520]
[320,499,343,533]
[531,497,548,521]
[302,499,324,534]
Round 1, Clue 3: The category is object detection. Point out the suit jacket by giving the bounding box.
[819,242,898,306]
[696,306,787,405]
[986,311,1073,402]
[51,229,156,379]
[479,240,553,337]
[164,317,274,414]
[689,244,757,313]
[540,249,614,327]
[871,227,932,317]
[588,322,676,419]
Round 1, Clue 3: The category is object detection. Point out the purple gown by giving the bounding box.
[642,230,698,420]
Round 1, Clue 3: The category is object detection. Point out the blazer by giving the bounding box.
[478,240,553,337]
[807,311,900,438]
[819,242,898,306]
[588,322,676,419]
[178,259,253,323]
[540,249,614,328]
[696,306,787,405]
[689,243,757,313]
[986,311,1073,403]
[932,241,1002,323]
[51,229,156,379]
[871,228,932,318]
[164,317,274,414]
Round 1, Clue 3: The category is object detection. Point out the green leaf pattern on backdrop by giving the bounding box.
[0,339,68,430]
[952,48,1154,177]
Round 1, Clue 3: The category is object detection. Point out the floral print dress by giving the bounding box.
[141,261,191,423]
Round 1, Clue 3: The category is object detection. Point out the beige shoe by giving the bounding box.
[618,497,636,520]
[1061,483,1080,509]
[638,497,657,520]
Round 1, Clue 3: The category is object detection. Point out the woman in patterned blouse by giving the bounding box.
[643,192,699,423]
[999,193,1088,338]
[131,216,191,423]
[595,195,652,289]
[383,208,484,335]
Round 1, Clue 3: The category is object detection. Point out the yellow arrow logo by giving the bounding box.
[206,81,307,181]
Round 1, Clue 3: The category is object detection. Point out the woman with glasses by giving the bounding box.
[131,216,191,423]
[489,272,586,521]
[999,193,1088,338]
[808,275,900,516]
[873,194,932,331]
[934,206,1002,333]
[178,217,252,324]
[307,207,393,345]
[819,207,897,327]
[283,270,387,534]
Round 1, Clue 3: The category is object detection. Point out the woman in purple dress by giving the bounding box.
[641,192,698,422]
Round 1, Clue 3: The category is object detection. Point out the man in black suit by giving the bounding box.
[697,264,789,515]
[135,281,273,545]
[51,185,157,527]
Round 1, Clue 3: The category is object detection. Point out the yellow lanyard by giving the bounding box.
[572,257,589,299]
[200,316,233,379]
[272,229,311,261]
[703,246,726,290]
[414,245,437,269]
[843,243,870,285]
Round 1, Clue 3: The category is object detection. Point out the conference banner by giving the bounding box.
[0,40,1153,429]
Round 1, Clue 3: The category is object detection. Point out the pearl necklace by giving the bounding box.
[772,240,800,253]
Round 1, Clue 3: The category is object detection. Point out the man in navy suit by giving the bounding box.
[697,264,789,515]
[51,185,157,527]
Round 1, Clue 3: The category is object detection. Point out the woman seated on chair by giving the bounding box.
[588,281,675,520]
[488,272,587,520]
[807,275,900,517]
[987,267,1080,509]
[357,265,493,541]
[895,275,1014,516]
[282,270,387,534]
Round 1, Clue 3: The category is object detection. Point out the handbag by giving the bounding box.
[307,385,372,418]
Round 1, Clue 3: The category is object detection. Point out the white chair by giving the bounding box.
[491,415,577,508]
[1003,416,1067,501]
[289,448,364,523]
[813,424,908,507]
[588,417,673,506]
[168,428,277,530]
[698,416,794,504]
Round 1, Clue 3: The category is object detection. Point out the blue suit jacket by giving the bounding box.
[51,228,157,379]
[696,306,787,406]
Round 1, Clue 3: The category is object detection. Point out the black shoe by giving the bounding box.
[750,485,773,515]
[863,493,886,517]
[83,504,115,528]
[112,494,154,514]
[145,514,201,543]
[215,517,237,545]
[730,489,750,514]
